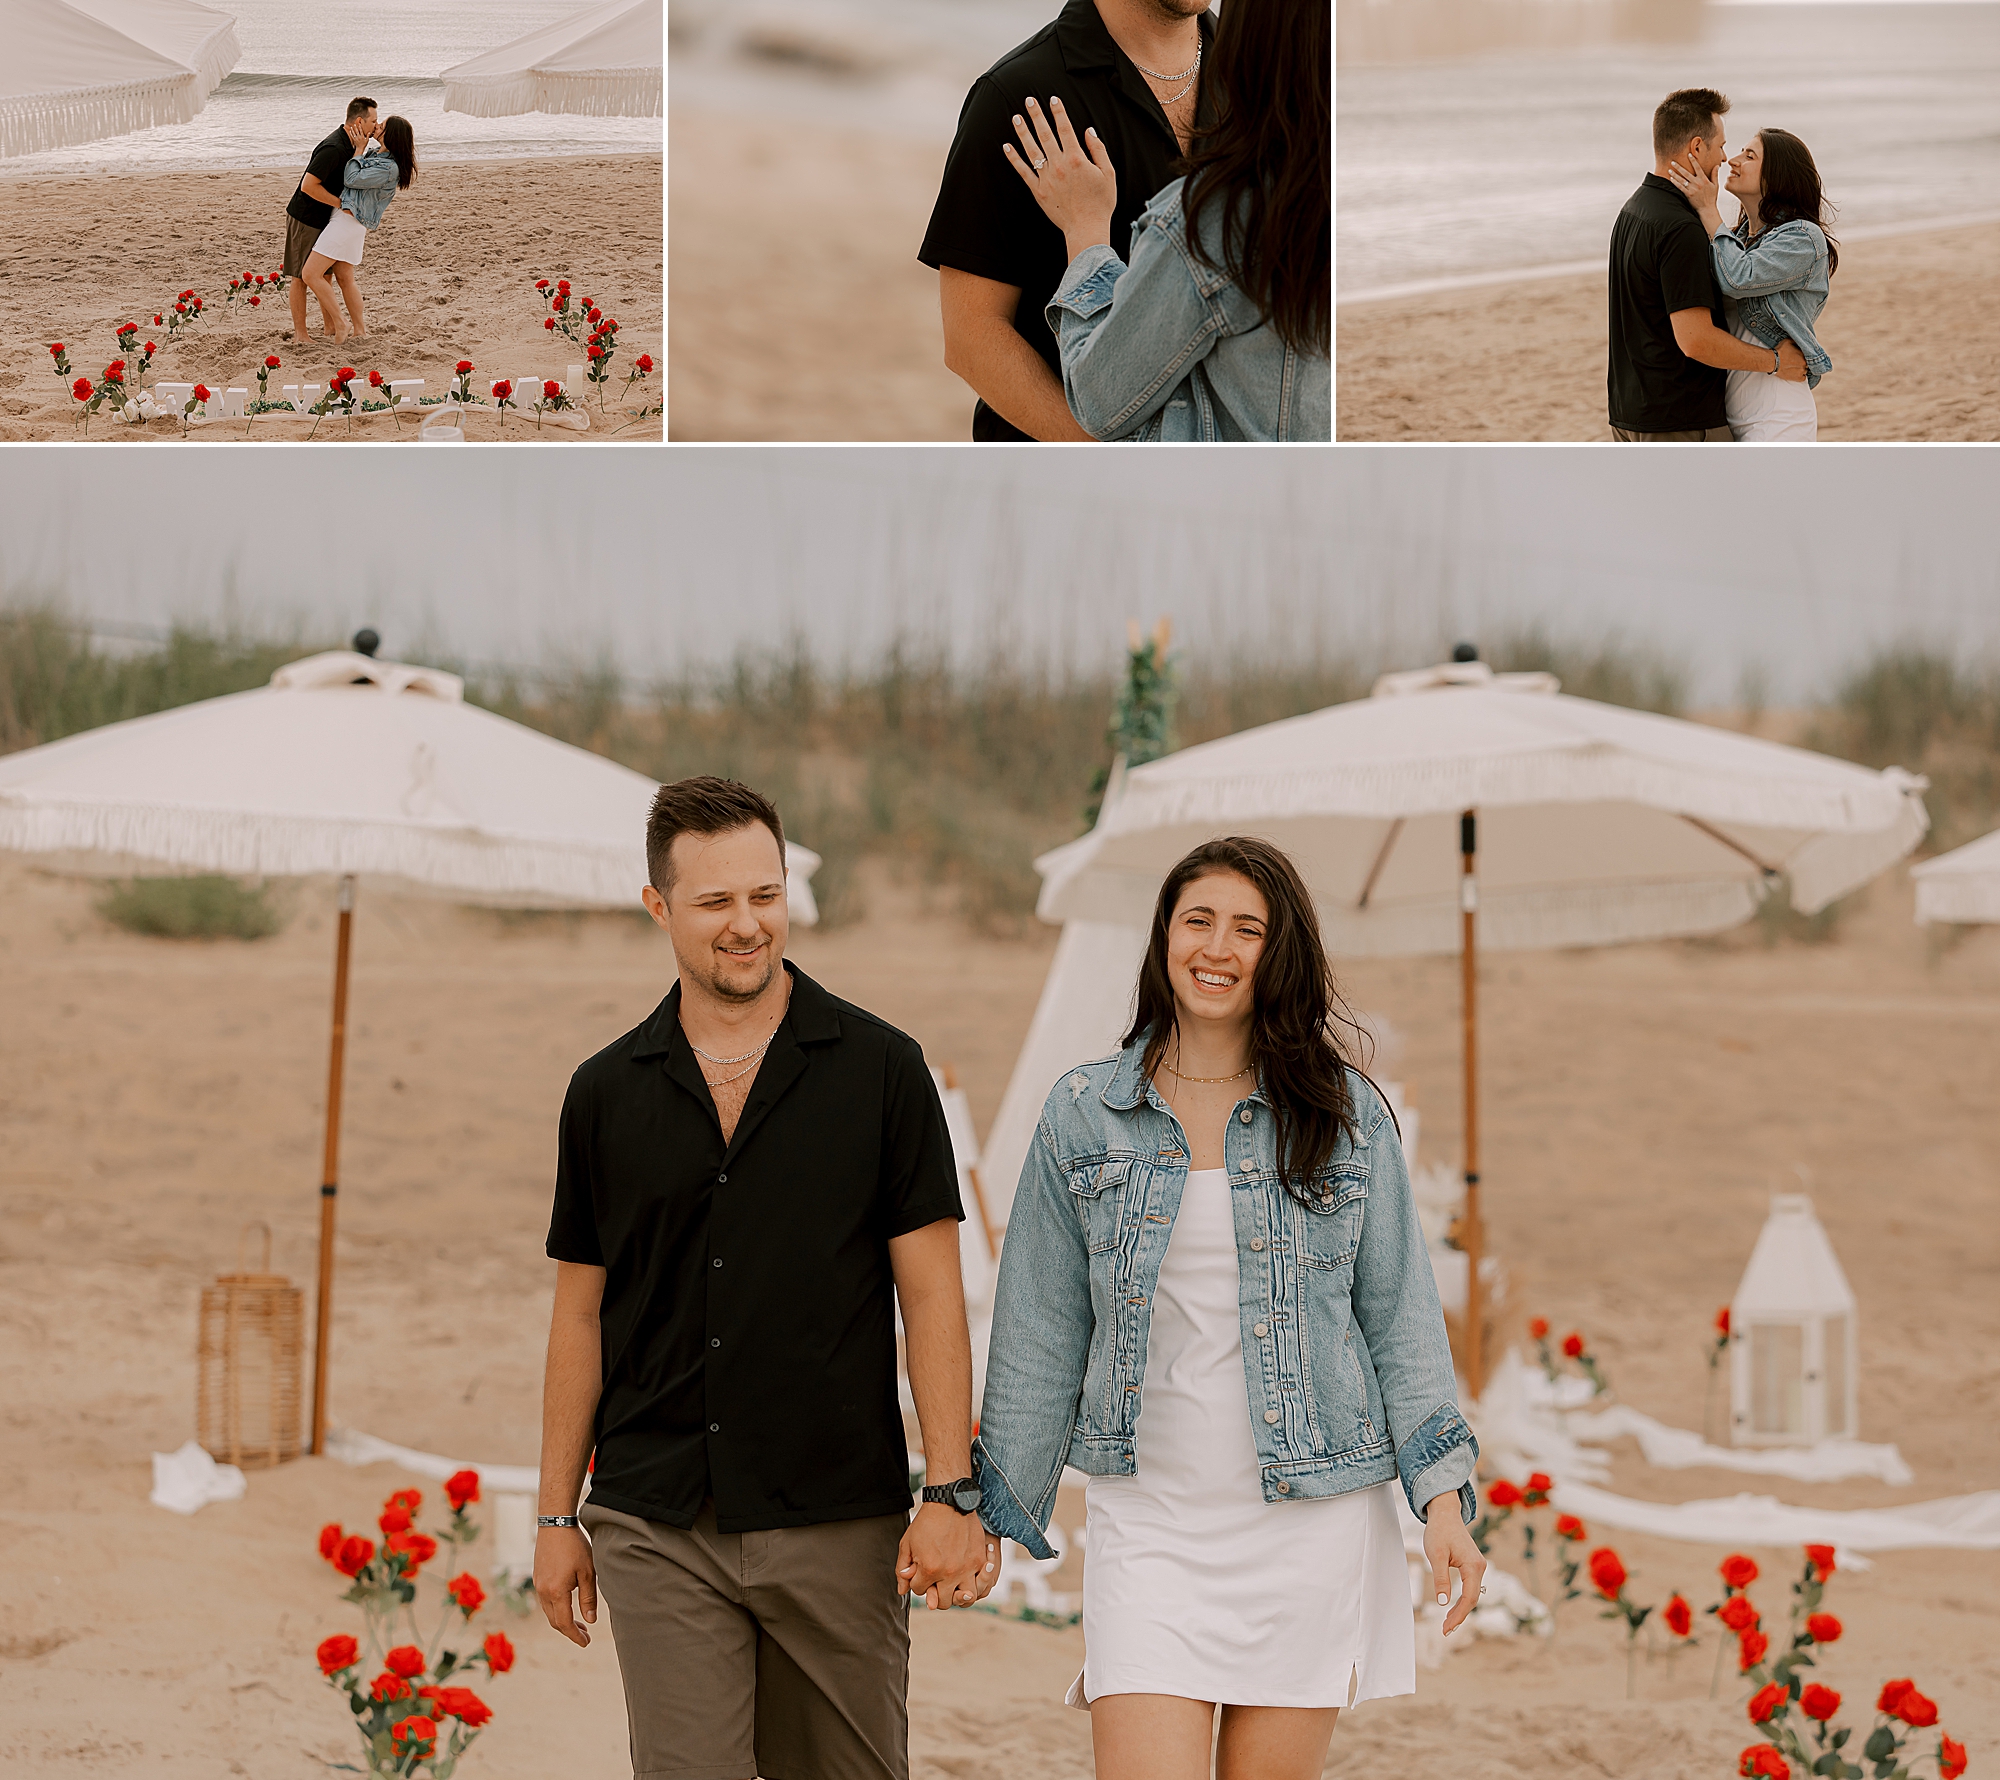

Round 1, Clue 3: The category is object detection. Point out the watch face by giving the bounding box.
[952,1480,982,1512]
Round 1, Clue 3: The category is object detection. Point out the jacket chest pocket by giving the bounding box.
[1294,1168,1366,1269]
[1067,1159,1131,1255]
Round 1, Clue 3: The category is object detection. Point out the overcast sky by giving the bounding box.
[3,450,1993,703]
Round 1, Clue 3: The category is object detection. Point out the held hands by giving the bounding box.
[1423,1493,1487,1638]
[1002,97,1117,263]
[1773,338,1808,382]
[897,1503,1001,1610]
[533,1524,598,1648]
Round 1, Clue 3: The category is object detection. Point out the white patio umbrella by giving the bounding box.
[4,0,240,158]
[987,654,1930,1393]
[0,644,820,1452]
[440,0,661,119]
[1911,827,2000,925]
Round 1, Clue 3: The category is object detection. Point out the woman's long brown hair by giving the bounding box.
[1123,837,1366,1202]
[1179,0,1330,356]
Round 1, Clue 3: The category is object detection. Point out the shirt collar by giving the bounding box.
[1101,1026,1270,1114]
[1056,0,1215,93]
[631,959,838,1059]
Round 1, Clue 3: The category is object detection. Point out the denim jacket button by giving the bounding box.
[1263,1408,1280,1424]
[1275,1479,1291,1494]
[1253,1321,1268,1338]
[1239,1108,1252,1124]
[1238,1157,1255,1172]
[1249,1237,1265,1252]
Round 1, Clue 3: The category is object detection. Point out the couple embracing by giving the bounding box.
[533,777,1483,1780]
[281,96,418,346]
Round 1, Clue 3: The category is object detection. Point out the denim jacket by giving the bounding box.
[339,151,401,231]
[972,1035,1478,1560]
[1712,217,1832,389]
[1043,177,1331,441]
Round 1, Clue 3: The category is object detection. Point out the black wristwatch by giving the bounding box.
[920,1476,982,1514]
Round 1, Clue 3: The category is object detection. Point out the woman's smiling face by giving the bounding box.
[1165,870,1268,1031]
[1725,135,1763,202]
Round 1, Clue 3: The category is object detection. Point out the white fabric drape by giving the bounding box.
[440,0,661,119]
[1911,826,2000,925]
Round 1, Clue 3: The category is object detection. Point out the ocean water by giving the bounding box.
[1337,2,2000,296]
[2,0,662,180]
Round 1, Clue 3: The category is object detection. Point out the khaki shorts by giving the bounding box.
[581,1499,910,1780]
[283,213,322,277]
[1609,425,1733,442]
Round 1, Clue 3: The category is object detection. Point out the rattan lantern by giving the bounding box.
[1728,1194,1858,1448]
[199,1223,304,1469]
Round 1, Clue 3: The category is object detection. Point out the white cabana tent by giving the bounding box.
[440,0,661,119]
[5,0,240,158]
[1911,826,2000,925]
[0,644,819,1452]
[983,656,1930,1391]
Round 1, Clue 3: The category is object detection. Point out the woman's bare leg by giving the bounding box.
[1091,1694,1215,1780]
[1216,1704,1340,1780]
[331,261,366,338]
[302,252,348,344]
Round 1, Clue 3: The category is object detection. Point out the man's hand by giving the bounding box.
[1423,1492,1487,1637]
[1002,97,1118,264]
[895,1503,991,1610]
[534,1524,597,1647]
[1774,338,1807,382]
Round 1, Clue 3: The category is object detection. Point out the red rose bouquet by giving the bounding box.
[313,1475,509,1777]
[533,275,589,347]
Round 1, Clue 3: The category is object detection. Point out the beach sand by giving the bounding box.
[1337,218,2000,441]
[2,850,1997,1776]
[669,108,977,442]
[0,156,663,443]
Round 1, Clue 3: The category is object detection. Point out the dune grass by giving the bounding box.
[96,875,288,940]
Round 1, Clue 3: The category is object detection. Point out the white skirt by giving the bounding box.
[1726,318,1817,440]
[1072,1168,1416,1710]
[314,207,367,267]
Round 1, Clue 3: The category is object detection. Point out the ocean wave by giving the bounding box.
[221,71,446,91]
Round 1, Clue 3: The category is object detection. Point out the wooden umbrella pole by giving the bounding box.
[1460,810,1483,1400]
[310,875,357,1457]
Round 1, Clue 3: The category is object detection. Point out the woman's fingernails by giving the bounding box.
[1437,1593,1448,1605]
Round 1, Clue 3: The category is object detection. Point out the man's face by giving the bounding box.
[642,824,789,1005]
[348,110,377,147]
[1689,121,1727,176]
[1146,0,1211,17]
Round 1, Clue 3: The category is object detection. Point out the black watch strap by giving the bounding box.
[920,1477,982,1514]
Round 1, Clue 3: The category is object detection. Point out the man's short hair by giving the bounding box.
[346,96,378,123]
[646,776,786,896]
[1653,88,1729,157]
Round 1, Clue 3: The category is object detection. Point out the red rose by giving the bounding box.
[1878,1680,1915,1715]
[545,316,556,329]
[1716,1306,1731,1336]
[316,1633,359,1675]
[1895,1689,1939,1729]
[143,342,156,354]
[318,1522,343,1561]
[456,359,473,374]
[249,295,260,305]
[483,1631,515,1673]
[193,384,210,403]
[265,354,282,369]
[1561,1332,1585,1359]
[336,366,355,381]
[387,1488,422,1516]
[1747,1682,1787,1723]
[1487,1479,1523,1508]
[154,314,163,324]
[371,1672,411,1702]
[1739,1629,1770,1670]
[492,380,512,401]
[1720,1554,1760,1590]
[588,343,605,360]
[72,377,93,400]
[1586,1547,1626,1597]
[368,369,384,386]
[391,1715,437,1752]
[587,305,601,321]
[1663,1595,1692,1638]
[557,279,570,292]
[388,1530,437,1569]
[1799,1685,1840,1722]
[1940,1735,1969,1780]
[384,1645,427,1680]
[1804,1544,1836,1577]
[334,1534,374,1576]
[636,353,654,373]
[447,1572,487,1614]
[104,360,125,380]
[379,1503,412,1534]
[49,342,65,355]
[1554,1514,1585,1540]
[1525,1472,1552,1495]
[175,302,187,313]
[536,277,550,289]
[433,1685,492,1727]
[1806,1612,1841,1643]
[1719,1595,1759,1632]
[255,274,265,284]
[1738,1747,1788,1779]
[542,379,561,398]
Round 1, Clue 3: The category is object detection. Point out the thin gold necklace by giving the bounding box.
[1163,1051,1252,1085]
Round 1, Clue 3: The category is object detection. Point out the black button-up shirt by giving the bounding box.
[546,964,963,1532]
[918,0,1216,441]
[1607,173,1728,433]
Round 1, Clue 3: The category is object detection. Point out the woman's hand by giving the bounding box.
[1423,1493,1488,1637]
[1665,156,1723,237]
[1002,96,1117,264]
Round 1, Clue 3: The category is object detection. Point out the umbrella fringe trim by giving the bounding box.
[440,68,660,118]
[1,75,202,159]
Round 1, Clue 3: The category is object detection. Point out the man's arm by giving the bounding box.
[889,1217,996,1607]
[939,268,1095,441]
[300,173,343,211]
[1670,309,1808,380]
[533,1260,605,1647]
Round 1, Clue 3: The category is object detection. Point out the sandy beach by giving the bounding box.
[3,827,1997,1777]
[0,155,663,443]
[1336,218,2000,441]
[669,109,976,443]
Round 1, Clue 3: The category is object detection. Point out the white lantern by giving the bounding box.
[1728,1194,1858,1447]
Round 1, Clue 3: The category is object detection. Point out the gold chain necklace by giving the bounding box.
[1163,1057,1252,1086]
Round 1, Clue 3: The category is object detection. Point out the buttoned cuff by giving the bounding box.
[1397,1401,1480,1526]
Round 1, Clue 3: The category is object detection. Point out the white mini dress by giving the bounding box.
[1725,317,1818,441]
[1074,1168,1416,1710]
[314,205,368,267]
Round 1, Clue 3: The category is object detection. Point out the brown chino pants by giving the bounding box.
[1609,425,1734,441]
[581,1500,910,1780]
